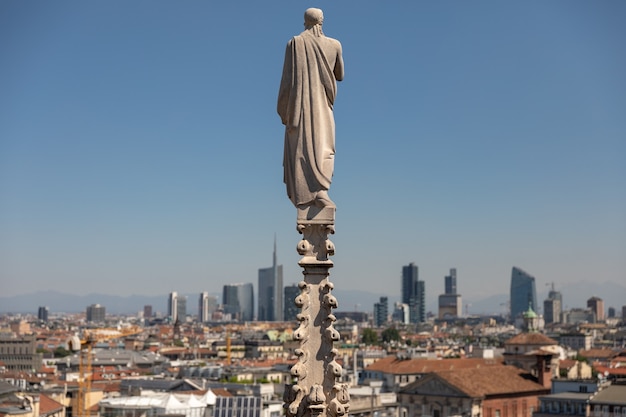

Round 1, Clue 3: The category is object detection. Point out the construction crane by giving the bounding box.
[69,326,142,417]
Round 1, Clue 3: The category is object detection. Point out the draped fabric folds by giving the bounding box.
[278,31,339,207]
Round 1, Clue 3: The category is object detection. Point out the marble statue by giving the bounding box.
[278,8,344,209]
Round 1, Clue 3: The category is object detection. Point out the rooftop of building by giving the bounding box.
[589,384,626,405]
[39,394,64,416]
[505,332,558,346]
[365,356,503,375]
[436,365,548,397]
[402,364,547,398]
[579,348,620,359]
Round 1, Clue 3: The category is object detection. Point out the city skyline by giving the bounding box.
[1,2,625,301]
[1,275,624,317]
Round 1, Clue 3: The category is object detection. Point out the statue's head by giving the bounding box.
[304,8,323,28]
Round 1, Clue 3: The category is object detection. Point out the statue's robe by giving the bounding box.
[278,30,343,207]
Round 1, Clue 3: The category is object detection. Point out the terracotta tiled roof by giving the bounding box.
[580,349,618,359]
[559,359,577,369]
[39,394,64,416]
[435,365,547,397]
[505,333,558,346]
[365,356,503,375]
[593,364,626,377]
[211,388,232,397]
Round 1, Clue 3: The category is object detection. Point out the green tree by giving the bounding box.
[54,347,71,358]
[361,328,378,345]
[381,327,400,343]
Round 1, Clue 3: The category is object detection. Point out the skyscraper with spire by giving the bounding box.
[257,237,284,321]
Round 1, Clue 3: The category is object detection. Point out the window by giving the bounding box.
[496,410,501,417]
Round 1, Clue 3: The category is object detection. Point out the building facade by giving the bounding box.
[586,296,604,322]
[38,306,49,322]
[199,292,210,322]
[445,268,457,294]
[86,304,106,323]
[374,297,388,327]
[510,267,537,321]
[0,335,43,371]
[223,283,254,322]
[438,268,462,319]
[284,284,300,322]
[543,284,562,324]
[402,263,425,323]
[399,366,550,417]
[168,292,178,322]
[257,240,283,322]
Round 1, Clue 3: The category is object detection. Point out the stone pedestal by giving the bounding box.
[284,207,350,417]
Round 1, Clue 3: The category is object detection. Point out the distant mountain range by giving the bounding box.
[1,280,624,316]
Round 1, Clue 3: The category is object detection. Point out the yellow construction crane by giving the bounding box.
[70,326,142,417]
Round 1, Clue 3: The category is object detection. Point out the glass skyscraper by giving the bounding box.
[223,283,254,322]
[284,284,300,322]
[402,263,425,323]
[445,268,457,295]
[543,284,562,324]
[257,239,283,321]
[510,266,537,320]
[374,296,388,327]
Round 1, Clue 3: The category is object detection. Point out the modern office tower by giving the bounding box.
[223,283,254,322]
[587,296,605,322]
[543,283,562,324]
[86,304,106,323]
[402,263,425,323]
[438,294,462,319]
[439,268,462,319]
[258,239,284,321]
[284,284,300,322]
[510,267,537,321]
[168,292,179,322]
[176,296,187,322]
[199,292,210,322]
[445,268,457,295]
[373,297,388,327]
[143,305,153,319]
[37,306,49,322]
[622,306,626,321]
[608,307,616,318]
[198,292,218,322]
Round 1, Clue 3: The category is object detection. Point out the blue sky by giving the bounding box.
[1,1,625,307]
